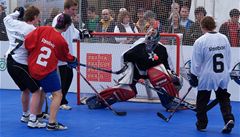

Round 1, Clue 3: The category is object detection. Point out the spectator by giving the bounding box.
[168,2,180,22]
[143,10,164,33]
[86,6,99,32]
[95,9,116,43]
[167,12,186,44]
[114,10,138,44]
[219,8,240,47]
[135,8,148,33]
[179,5,194,31]
[44,8,60,26]
[0,4,8,41]
[185,6,206,45]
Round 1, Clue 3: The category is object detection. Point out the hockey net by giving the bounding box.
[75,32,190,104]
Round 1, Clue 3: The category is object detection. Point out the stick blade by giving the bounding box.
[115,111,127,116]
[157,112,169,122]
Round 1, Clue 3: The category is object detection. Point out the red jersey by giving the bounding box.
[25,26,74,80]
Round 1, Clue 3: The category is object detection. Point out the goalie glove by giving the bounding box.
[67,57,79,69]
[14,7,25,21]
[79,29,92,39]
[187,72,198,87]
[168,70,183,91]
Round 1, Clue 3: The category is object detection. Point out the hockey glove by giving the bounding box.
[15,7,25,20]
[67,57,79,69]
[187,72,198,87]
[79,29,92,39]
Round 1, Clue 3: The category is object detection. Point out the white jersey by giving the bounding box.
[3,11,36,65]
[52,13,79,66]
[191,32,231,91]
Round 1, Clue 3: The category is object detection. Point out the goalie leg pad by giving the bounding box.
[86,85,136,109]
[147,65,178,97]
[100,85,136,101]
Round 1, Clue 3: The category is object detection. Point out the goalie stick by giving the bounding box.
[76,69,127,116]
[157,86,192,122]
[156,64,218,122]
[156,65,193,122]
[79,63,128,75]
[135,80,197,111]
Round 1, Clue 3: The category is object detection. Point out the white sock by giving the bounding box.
[29,114,37,121]
[23,111,29,116]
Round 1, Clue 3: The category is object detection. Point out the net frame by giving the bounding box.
[76,32,181,105]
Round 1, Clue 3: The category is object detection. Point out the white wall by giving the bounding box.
[0,41,239,101]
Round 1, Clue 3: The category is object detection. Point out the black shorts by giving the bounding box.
[6,55,40,93]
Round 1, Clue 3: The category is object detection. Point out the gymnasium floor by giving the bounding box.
[0,89,239,137]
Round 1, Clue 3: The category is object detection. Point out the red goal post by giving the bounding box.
[76,32,182,105]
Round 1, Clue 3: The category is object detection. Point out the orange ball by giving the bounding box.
[154,55,159,60]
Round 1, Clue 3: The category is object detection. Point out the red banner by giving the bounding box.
[86,53,112,82]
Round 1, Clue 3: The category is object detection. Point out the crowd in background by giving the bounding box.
[0,1,239,46]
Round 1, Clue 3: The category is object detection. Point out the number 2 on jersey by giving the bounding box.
[36,47,51,67]
[213,53,224,73]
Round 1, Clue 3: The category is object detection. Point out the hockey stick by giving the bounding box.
[157,86,192,122]
[135,80,197,111]
[180,61,218,111]
[79,63,128,75]
[76,70,127,116]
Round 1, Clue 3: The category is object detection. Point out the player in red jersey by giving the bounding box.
[25,13,78,131]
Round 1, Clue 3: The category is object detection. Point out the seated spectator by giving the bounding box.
[219,8,240,47]
[95,9,116,43]
[0,4,8,41]
[114,10,138,44]
[185,6,206,45]
[135,8,148,33]
[86,6,99,32]
[180,5,193,31]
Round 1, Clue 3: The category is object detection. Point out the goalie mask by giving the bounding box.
[144,28,160,53]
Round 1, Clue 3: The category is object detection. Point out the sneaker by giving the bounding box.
[222,120,234,134]
[37,112,49,122]
[60,104,72,110]
[46,122,68,131]
[21,114,29,123]
[196,122,207,132]
[27,119,47,128]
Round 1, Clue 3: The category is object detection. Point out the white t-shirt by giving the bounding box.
[52,13,79,66]
[191,32,231,91]
[4,11,36,65]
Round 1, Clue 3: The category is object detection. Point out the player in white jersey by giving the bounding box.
[51,0,79,110]
[4,6,46,128]
[189,16,234,133]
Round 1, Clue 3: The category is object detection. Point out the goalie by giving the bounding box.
[85,28,185,111]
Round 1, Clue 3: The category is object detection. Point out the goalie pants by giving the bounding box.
[196,88,234,128]
[58,65,73,105]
